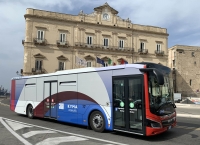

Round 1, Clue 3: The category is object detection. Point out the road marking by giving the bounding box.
[36,136,88,145]
[176,126,187,128]
[177,114,200,119]
[22,130,56,138]
[0,117,32,145]
[185,127,196,130]
[6,120,32,131]
[2,117,128,145]
[0,101,9,107]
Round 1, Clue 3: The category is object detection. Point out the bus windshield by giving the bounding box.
[148,72,174,113]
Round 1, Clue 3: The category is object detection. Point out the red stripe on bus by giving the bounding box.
[10,80,16,111]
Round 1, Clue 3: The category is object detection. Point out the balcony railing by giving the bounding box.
[138,49,148,54]
[155,50,164,55]
[32,68,45,74]
[74,42,133,51]
[33,38,47,45]
[57,40,69,47]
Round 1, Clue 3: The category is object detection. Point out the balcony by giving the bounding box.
[33,38,47,45]
[138,49,148,54]
[155,50,164,56]
[57,40,69,47]
[32,68,45,74]
[74,42,133,52]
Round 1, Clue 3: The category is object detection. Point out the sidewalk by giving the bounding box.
[176,103,200,108]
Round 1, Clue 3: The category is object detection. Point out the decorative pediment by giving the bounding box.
[57,55,68,60]
[117,58,127,62]
[84,55,95,60]
[101,56,110,61]
[34,53,45,59]
[94,2,118,14]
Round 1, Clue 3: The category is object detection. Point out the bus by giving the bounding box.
[10,62,176,136]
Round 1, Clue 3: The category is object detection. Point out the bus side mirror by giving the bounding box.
[153,69,164,85]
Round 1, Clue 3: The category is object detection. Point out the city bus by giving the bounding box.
[10,62,176,136]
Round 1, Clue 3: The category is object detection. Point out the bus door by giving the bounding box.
[113,75,145,135]
[44,81,58,118]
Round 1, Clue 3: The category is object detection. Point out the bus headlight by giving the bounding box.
[146,119,162,128]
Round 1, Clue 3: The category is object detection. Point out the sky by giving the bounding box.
[0,0,200,91]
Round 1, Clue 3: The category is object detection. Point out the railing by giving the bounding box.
[32,68,45,74]
[155,50,164,55]
[33,38,47,45]
[138,49,148,54]
[57,40,69,47]
[74,42,134,51]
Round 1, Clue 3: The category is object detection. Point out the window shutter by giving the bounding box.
[87,37,89,44]
[90,37,92,44]
[40,60,42,70]
[63,34,65,42]
[41,31,43,40]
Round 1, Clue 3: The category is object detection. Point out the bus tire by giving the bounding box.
[27,105,34,119]
[89,111,105,132]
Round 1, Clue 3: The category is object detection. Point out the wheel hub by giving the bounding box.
[93,115,103,128]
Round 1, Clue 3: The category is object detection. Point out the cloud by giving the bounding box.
[1,0,200,90]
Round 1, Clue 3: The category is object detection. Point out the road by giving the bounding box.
[0,98,200,145]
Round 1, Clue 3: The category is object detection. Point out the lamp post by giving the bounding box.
[16,71,22,76]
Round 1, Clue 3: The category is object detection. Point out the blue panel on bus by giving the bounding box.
[57,111,78,124]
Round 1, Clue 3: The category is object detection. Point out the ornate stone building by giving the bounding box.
[168,45,200,97]
[22,3,168,75]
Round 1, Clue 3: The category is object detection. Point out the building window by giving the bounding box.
[87,61,92,67]
[157,44,161,51]
[140,42,145,50]
[59,61,65,70]
[35,60,42,70]
[60,33,66,42]
[37,30,44,40]
[119,40,124,48]
[190,79,192,86]
[104,38,109,46]
[191,52,195,57]
[172,60,175,67]
[104,62,108,67]
[87,36,92,45]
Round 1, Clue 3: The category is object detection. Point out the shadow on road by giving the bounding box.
[16,114,199,142]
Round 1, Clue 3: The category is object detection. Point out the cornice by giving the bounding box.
[24,14,168,36]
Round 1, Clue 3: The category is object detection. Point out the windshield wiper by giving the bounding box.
[156,101,174,112]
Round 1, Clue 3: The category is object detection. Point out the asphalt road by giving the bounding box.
[0,98,200,145]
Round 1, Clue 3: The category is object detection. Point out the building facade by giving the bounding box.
[168,45,200,97]
[22,3,168,75]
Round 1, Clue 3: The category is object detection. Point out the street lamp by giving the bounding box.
[16,71,22,76]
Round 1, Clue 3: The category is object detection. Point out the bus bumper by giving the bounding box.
[146,122,177,136]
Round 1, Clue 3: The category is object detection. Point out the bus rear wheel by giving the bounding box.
[89,111,105,132]
[27,105,34,119]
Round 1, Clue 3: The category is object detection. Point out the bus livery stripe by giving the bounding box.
[10,80,16,111]
[34,91,98,117]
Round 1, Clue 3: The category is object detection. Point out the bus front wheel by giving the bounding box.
[89,111,105,132]
[27,105,34,119]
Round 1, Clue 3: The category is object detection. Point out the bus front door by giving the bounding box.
[113,75,145,135]
[44,81,58,119]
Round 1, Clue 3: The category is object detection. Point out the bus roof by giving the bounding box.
[12,64,145,80]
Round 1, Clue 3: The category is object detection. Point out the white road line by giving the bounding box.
[6,120,32,131]
[0,117,32,145]
[22,130,56,138]
[2,117,129,145]
[36,136,88,145]
[177,114,200,119]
